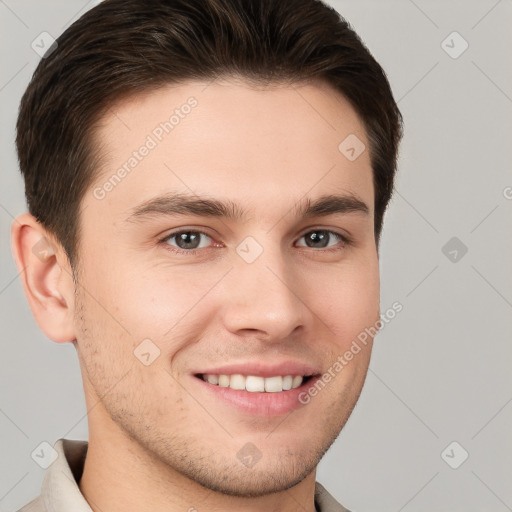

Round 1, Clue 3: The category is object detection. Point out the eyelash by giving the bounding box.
[158,228,352,255]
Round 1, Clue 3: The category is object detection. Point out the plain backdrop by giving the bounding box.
[1,1,511,511]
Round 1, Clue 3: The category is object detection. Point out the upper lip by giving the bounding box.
[193,361,322,378]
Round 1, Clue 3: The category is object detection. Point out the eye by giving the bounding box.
[296,229,347,250]
[159,228,350,255]
[161,230,213,252]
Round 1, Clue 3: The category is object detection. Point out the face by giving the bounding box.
[74,78,380,496]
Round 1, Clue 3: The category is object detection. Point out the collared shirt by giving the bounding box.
[17,439,351,512]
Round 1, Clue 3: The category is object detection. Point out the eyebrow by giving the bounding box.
[125,192,370,223]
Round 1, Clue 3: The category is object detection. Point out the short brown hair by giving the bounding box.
[16,0,403,270]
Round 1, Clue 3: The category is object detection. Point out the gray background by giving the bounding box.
[1,1,511,511]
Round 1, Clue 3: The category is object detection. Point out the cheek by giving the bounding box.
[73,286,132,404]
[80,239,209,330]
[312,256,380,345]
[78,250,231,370]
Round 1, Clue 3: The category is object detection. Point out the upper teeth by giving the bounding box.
[201,374,304,392]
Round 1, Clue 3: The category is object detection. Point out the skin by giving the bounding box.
[12,78,380,512]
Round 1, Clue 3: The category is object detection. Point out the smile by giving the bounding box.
[197,373,313,392]
[192,373,320,416]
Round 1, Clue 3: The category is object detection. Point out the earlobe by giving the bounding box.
[11,213,77,343]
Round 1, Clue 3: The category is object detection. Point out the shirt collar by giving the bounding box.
[42,439,91,511]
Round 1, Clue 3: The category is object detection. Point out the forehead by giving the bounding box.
[88,78,373,220]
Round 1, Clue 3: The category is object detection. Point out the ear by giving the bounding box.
[11,213,77,343]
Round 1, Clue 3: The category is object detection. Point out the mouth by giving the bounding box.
[194,373,315,392]
[191,372,321,416]
[194,373,313,393]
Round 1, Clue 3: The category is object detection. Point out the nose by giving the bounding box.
[218,244,310,342]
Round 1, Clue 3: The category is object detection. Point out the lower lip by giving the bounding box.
[191,375,321,416]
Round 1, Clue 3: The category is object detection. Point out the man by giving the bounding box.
[11,0,402,510]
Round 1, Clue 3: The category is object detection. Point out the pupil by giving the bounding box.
[307,231,328,248]
[177,232,200,249]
